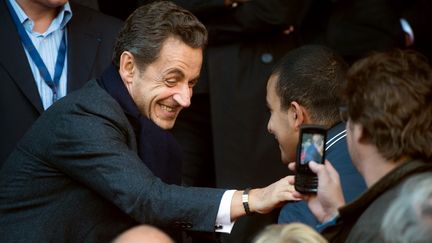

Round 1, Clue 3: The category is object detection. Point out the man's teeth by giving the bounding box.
[161,104,174,112]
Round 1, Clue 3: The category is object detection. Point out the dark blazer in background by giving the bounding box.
[402,0,432,61]
[326,0,405,63]
[0,80,225,242]
[0,1,123,166]
[170,1,312,242]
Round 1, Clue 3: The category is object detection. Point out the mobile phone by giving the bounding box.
[294,124,327,193]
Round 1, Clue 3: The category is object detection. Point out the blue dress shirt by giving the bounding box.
[8,0,72,109]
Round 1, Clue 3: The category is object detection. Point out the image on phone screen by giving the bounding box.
[300,133,325,165]
[295,125,327,193]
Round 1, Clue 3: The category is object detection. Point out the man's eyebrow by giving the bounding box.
[165,69,185,79]
[190,75,200,83]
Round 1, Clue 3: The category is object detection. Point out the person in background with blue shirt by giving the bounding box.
[303,134,324,165]
[265,45,367,229]
[0,0,123,166]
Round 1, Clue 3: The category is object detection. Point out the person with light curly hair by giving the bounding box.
[253,223,327,243]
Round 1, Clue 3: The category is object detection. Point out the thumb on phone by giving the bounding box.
[309,160,340,181]
[308,160,324,175]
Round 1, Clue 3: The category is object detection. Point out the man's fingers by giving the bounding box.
[284,191,302,201]
[308,161,323,174]
[288,162,296,172]
[287,175,295,185]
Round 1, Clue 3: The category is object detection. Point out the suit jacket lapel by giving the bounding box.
[67,3,101,92]
[0,0,44,114]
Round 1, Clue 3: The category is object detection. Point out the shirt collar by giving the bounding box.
[327,122,346,140]
[7,0,72,35]
[58,2,72,30]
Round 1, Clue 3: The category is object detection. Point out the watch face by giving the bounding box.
[242,188,252,215]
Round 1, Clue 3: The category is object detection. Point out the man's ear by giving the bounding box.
[118,51,136,86]
[290,101,310,130]
[348,120,370,145]
[356,123,371,144]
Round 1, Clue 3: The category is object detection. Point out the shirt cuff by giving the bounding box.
[215,190,236,233]
[316,215,338,232]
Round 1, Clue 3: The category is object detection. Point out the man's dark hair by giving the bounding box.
[112,1,207,69]
[272,45,348,128]
[344,49,432,162]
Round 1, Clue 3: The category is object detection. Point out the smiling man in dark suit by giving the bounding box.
[0,2,299,242]
[0,0,123,166]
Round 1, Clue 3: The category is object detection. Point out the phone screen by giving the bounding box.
[300,133,325,166]
[295,125,327,193]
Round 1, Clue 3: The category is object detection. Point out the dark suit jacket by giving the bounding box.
[326,0,405,63]
[0,80,226,242]
[323,161,432,243]
[402,0,432,61]
[0,1,123,165]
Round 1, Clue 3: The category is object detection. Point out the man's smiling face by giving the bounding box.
[266,75,300,164]
[128,37,202,129]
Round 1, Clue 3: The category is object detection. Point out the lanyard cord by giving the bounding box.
[6,0,67,103]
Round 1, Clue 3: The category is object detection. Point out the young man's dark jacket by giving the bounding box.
[322,160,432,243]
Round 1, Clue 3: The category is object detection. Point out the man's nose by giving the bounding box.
[173,84,191,107]
[267,120,273,134]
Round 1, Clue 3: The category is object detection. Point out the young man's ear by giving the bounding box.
[290,101,310,130]
[354,122,371,144]
[118,51,136,86]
